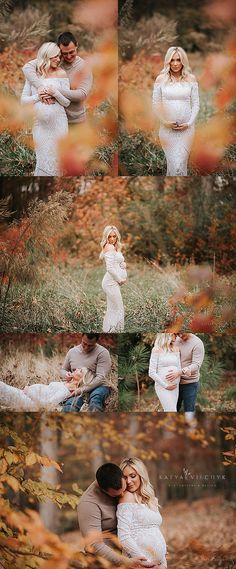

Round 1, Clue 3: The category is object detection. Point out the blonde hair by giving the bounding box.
[156,46,193,84]
[153,333,175,352]
[120,457,159,510]
[99,225,122,260]
[36,42,60,77]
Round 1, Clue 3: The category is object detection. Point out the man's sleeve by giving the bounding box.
[78,500,123,566]
[82,349,112,393]
[189,341,205,373]
[59,62,93,102]
[22,59,43,89]
[60,350,71,379]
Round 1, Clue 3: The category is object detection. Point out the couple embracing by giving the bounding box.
[21,31,93,176]
[78,460,167,568]
[149,333,205,414]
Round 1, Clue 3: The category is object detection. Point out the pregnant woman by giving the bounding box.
[149,333,183,412]
[117,457,167,568]
[152,46,200,176]
[21,42,70,176]
[0,368,92,411]
[100,225,127,332]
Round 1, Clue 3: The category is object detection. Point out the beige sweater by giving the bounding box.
[60,344,111,393]
[22,56,93,123]
[175,334,205,384]
[77,481,124,565]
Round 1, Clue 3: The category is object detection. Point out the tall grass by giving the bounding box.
[0,263,180,333]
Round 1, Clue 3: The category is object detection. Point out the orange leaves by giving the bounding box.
[73,0,117,31]
[86,32,118,107]
[25,452,62,471]
[120,89,155,134]
[58,122,100,176]
[191,114,234,174]
[0,92,34,136]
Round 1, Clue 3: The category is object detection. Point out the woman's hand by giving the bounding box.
[119,280,126,286]
[45,85,57,96]
[172,122,188,131]
[165,384,177,391]
[120,262,127,269]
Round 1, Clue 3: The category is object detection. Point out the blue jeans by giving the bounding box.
[177,382,199,412]
[62,385,110,412]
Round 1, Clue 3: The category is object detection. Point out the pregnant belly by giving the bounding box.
[35,101,64,123]
[162,101,191,123]
[158,365,180,387]
[136,529,166,561]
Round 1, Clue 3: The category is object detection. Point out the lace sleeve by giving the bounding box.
[117,504,150,559]
[21,80,39,104]
[104,252,122,283]
[53,78,71,107]
[148,351,167,387]
[187,82,200,126]
[152,80,162,120]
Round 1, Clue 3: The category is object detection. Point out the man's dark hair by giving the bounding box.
[96,463,123,491]
[57,32,78,47]
[82,333,100,341]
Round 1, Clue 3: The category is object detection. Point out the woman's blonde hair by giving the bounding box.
[36,42,60,77]
[99,225,122,259]
[156,46,193,84]
[120,457,159,510]
[153,333,176,352]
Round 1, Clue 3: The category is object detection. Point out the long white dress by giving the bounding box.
[102,250,127,332]
[21,77,70,176]
[149,350,181,412]
[117,502,167,566]
[152,79,199,175]
[0,380,70,411]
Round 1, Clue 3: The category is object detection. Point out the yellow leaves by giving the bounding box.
[4,450,19,465]
[3,475,20,492]
[25,452,62,472]
[0,458,8,474]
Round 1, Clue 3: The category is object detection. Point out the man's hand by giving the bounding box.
[65,371,73,381]
[166,370,180,382]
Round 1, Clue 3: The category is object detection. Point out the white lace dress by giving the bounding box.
[102,250,127,332]
[21,77,70,176]
[152,79,199,175]
[0,380,70,411]
[149,350,181,412]
[117,503,167,566]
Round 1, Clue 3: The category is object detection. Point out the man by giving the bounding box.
[77,463,159,568]
[22,31,93,125]
[166,332,205,413]
[60,333,111,412]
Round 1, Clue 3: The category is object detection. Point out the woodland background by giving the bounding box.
[119,0,236,175]
[0,176,235,333]
[0,0,117,176]
[0,333,119,412]
[0,412,235,569]
[118,333,236,412]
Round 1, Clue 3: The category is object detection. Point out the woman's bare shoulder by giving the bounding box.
[152,347,163,353]
[119,491,136,504]
[56,69,68,78]
[173,346,180,352]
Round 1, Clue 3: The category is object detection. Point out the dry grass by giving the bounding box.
[0,348,118,412]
